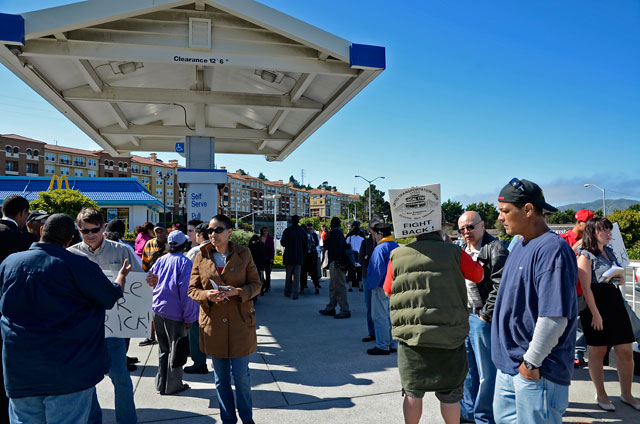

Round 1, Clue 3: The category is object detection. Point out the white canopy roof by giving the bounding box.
[0,0,385,160]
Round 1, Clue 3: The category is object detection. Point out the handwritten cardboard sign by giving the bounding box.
[102,271,153,338]
[608,222,630,268]
[389,184,442,237]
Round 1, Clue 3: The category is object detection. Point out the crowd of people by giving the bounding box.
[0,175,639,424]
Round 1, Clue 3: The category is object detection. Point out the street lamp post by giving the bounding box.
[265,194,281,237]
[355,175,385,222]
[584,183,606,215]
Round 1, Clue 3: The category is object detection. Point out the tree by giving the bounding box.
[607,209,640,249]
[258,172,267,180]
[317,181,337,191]
[237,169,248,176]
[288,175,306,189]
[30,189,99,218]
[628,204,640,212]
[442,200,464,229]
[546,209,576,224]
[356,184,390,223]
[465,202,499,229]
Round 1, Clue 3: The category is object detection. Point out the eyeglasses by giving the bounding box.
[509,178,527,193]
[458,223,480,234]
[187,229,195,233]
[207,226,229,235]
[79,227,102,234]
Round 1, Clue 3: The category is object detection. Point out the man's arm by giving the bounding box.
[520,316,568,380]
[479,242,508,322]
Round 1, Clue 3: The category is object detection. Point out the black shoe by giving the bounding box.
[163,384,189,395]
[334,311,351,319]
[359,287,363,292]
[284,293,291,297]
[367,347,391,355]
[574,358,586,369]
[362,335,375,342]
[138,338,157,347]
[348,288,353,292]
[319,309,335,316]
[127,356,139,365]
[315,288,319,295]
[127,364,138,371]
[184,364,209,374]
[389,346,397,353]
[300,288,305,295]
[292,296,299,300]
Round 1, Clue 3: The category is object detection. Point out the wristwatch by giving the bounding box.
[523,360,539,370]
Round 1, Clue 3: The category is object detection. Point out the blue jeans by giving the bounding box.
[89,338,137,424]
[9,386,94,424]
[363,278,375,336]
[371,287,396,350]
[212,356,252,424]
[493,369,568,424]
[189,321,207,367]
[461,314,496,424]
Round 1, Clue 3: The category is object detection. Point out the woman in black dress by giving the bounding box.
[578,217,640,412]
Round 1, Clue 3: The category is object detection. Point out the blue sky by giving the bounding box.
[1,0,639,207]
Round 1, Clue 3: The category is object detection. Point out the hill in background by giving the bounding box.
[557,198,640,212]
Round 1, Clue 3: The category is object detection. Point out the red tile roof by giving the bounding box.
[1,134,47,144]
[44,144,99,155]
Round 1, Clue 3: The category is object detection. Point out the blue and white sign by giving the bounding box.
[175,142,185,153]
[186,183,218,222]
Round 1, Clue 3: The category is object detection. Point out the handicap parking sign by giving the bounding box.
[175,142,185,153]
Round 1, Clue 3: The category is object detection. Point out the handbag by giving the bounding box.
[170,335,190,369]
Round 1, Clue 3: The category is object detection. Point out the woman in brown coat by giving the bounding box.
[188,214,261,424]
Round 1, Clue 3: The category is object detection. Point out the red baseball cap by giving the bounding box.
[575,209,595,222]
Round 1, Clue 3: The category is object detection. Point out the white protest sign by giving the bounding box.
[102,271,153,338]
[608,222,630,267]
[389,184,442,237]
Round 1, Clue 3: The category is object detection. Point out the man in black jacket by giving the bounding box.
[300,223,321,295]
[319,217,350,319]
[281,215,306,299]
[457,211,508,424]
[0,194,38,421]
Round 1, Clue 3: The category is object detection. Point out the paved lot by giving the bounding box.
[98,270,640,423]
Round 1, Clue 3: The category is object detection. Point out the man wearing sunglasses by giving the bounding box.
[492,178,578,424]
[68,208,143,424]
[458,211,509,424]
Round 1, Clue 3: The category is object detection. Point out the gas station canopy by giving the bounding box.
[0,0,385,160]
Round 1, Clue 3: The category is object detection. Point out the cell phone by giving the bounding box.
[218,286,231,291]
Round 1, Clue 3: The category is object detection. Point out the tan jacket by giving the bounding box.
[188,241,261,358]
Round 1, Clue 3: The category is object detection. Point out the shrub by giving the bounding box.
[30,189,98,219]
[230,229,254,247]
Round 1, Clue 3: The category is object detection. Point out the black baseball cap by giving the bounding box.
[27,210,50,223]
[498,178,558,213]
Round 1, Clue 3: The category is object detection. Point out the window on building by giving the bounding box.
[123,162,128,168]
[109,160,114,167]
[60,155,70,164]
[104,159,109,166]
[118,161,123,168]
[167,189,174,197]
[156,177,163,185]
[131,164,139,173]
[5,161,18,172]
[119,174,127,178]
[167,199,174,207]
[33,149,39,157]
[167,169,173,177]
[75,169,83,177]
[26,148,32,156]
[88,158,96,167]
[13,146,19,154]
[141,177,149,184]
[166,179,173,186]
[156,188,163,196]
[5,146,11,154]
[60,167,70,176]
[141,166,149,175]
[88,170,97,178]
[105,172,113,177]
[45,165,55,174]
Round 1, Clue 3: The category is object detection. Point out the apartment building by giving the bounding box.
[0,134,45,177]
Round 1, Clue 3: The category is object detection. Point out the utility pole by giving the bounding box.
[301,168,306,186]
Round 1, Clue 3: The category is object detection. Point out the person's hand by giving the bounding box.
[518,361,540,381]
[146,273,159,287]
[591,313,604,331]
[222,286,240,297]
[118,259,132,278]
[614,275,625,286]
[207,289,229,303]
[478,315,488,323]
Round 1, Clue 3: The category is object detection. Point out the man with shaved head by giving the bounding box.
[458,211,509,424]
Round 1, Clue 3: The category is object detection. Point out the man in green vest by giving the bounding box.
[384,222,484,424]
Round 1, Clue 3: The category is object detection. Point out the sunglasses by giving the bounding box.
[207,226,229,235]
[79,227,102,234]
[458,223,480,234]
[509,177,527,193]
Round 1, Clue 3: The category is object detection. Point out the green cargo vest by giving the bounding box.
[389,232,469,349]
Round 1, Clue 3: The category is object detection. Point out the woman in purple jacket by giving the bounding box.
[148,230,199,395]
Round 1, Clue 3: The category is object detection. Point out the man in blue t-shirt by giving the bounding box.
[491,178,578,424]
